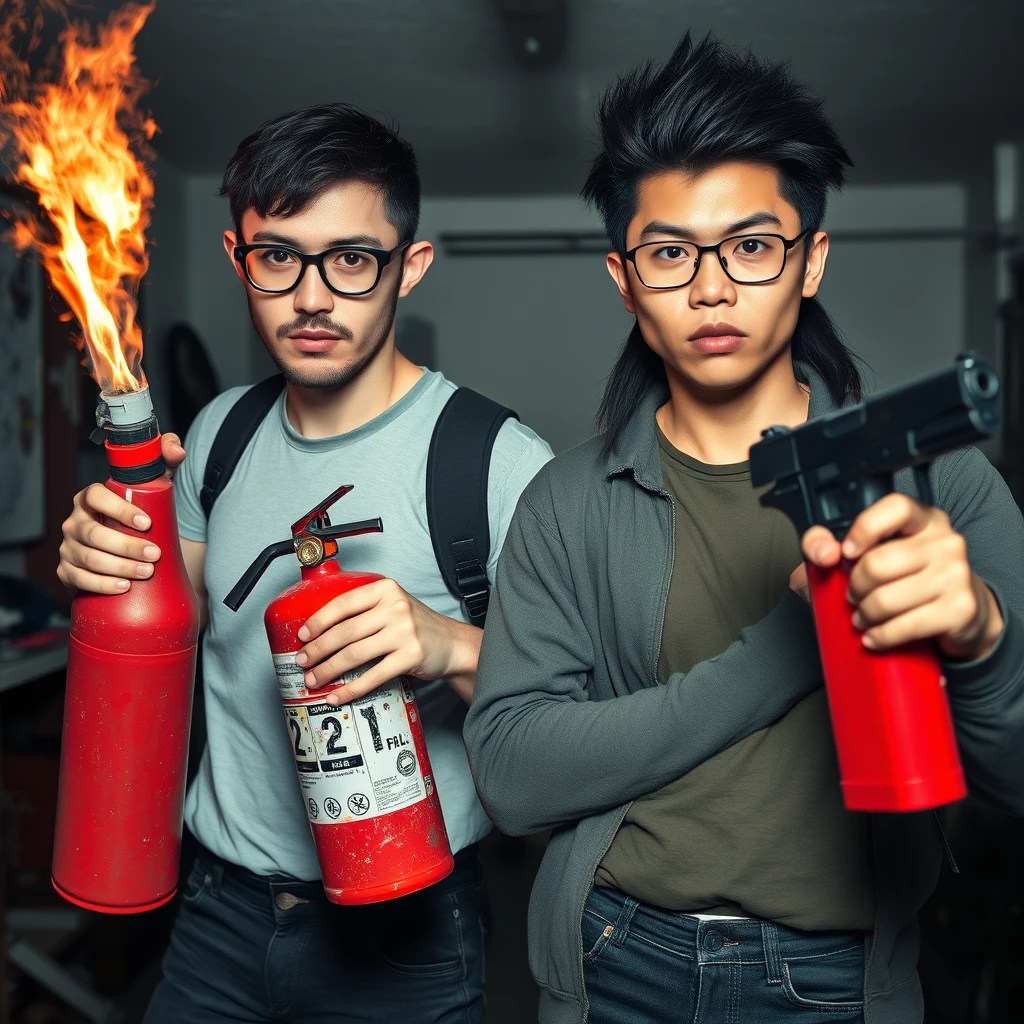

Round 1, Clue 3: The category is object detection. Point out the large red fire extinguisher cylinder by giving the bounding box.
[807,559,966,813]
[52,389,200,914]
[268,562,453,904]
[225,484,453,905]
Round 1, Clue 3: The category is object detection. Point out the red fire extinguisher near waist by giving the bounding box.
[53,388,200,913]
[225,484,454,904]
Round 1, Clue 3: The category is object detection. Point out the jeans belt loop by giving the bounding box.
[760,920,784,984]
[210,861,225,898]
[611,896,640,948]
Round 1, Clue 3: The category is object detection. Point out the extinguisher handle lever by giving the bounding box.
[224,539,296,612]
[290,484,354,537]
[305,517,383,564]
[310,517,384,542]
[224,520,384,612]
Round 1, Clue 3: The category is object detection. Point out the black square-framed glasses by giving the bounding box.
[233,241,410,296]
[624,231,808,289]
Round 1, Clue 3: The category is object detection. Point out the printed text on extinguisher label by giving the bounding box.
[274,653,388,702]
[283,674,426,825]
[273,652,310,701]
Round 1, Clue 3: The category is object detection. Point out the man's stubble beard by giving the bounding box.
[251,274,402,391]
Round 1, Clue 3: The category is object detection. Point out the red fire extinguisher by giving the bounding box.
[225,484,454,904]
[53,388,200,913]
[805,561,965,812]
[749,354,1001,813]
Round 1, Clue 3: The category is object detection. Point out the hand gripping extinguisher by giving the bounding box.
[225,483,454,904]
[749,354,1001,813]
[53,388,200,913]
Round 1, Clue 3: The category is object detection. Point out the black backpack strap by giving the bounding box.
[426,388,517,627]
[200,374,285,518]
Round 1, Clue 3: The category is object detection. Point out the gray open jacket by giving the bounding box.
[464,363,1024,1024]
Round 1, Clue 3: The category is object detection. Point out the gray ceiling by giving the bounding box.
[106,0,1024,193]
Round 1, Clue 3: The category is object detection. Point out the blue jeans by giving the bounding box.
[144,843,490,1023]
[582,886,866,1023]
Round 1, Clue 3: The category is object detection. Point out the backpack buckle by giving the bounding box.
[454,556,490,624]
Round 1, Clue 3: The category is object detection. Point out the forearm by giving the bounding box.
[180,537,208,630]
[945,593,1024,815]
[196,595,210,632]
[439,618,481,704]
[468,589,823,835]
[928,448,1024,814]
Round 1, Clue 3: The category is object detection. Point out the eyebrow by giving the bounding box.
[249,230,386,248]
[638,212,784,241]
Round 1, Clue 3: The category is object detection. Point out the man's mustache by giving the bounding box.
[277,315,354,341]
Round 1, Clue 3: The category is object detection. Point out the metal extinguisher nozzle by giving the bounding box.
[99,387,155,426]
[89,386,167,482]
[224,483,384,612]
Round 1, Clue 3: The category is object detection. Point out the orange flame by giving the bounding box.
[0,0,157,394]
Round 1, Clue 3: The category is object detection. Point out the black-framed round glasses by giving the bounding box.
[624,232,807,289]
[233,241,410,296]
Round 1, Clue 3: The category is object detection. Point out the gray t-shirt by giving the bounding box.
[175,369,553,879]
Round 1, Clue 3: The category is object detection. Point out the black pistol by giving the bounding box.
[749,353,1001,536]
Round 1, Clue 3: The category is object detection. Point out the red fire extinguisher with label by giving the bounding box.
[225,484,454,904]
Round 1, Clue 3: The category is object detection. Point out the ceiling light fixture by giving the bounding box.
[494,0,567,67]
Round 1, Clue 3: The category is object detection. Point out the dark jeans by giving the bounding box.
[144,842,490,1023]
[583,885,866,1023]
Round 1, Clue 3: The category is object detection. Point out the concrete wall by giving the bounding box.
[184,175,267,394]
[404,196,630,454]
[817,183,967,393]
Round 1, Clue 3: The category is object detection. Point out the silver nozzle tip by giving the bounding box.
[99,387,154,426]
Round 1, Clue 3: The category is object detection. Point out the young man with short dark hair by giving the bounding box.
[466,34,1024,1023]
[57,103,552,1022]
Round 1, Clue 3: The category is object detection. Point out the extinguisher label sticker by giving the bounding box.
[274,653,309,701]
[284,678,426,824]
[274,653,384,702]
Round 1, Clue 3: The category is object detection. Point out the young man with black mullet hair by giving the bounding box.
[466,32,1024,1024]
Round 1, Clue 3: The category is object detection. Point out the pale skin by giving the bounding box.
[608,161,1002,663]
[57,181,480,705]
